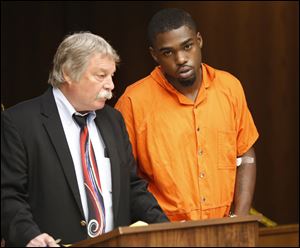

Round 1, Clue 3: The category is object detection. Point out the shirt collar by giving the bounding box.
[53,87,96,126]
[150,63,215,105]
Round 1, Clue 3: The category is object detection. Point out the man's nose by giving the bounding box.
[104,76,114,91]
[175,51,187,65]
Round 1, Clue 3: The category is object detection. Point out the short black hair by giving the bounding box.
[147,8,197,46]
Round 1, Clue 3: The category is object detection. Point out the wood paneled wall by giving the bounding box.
[1,1,298,224]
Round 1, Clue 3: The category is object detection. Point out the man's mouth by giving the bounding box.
[178,66,193,79]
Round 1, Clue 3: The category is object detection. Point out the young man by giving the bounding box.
[115,8,258,222]
[1,32,168,247]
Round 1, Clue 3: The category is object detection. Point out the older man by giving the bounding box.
[1,32,168,247]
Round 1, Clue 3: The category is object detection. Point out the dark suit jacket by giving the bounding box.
[1,88,168,246]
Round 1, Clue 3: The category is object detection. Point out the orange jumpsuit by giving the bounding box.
[115,63,259,221]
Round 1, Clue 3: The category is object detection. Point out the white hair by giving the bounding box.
[48,32,120,87]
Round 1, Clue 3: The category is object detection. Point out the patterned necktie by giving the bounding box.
[73,113,106,238]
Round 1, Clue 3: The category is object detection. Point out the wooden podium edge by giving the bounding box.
[119,215,261,234]
[259,223,299,235]
[73,215,261,247]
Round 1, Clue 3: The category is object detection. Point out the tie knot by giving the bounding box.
[73,114,88,129]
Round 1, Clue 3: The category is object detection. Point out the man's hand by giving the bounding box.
[26,233,59,247]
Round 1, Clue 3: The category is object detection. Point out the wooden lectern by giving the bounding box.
[72,215,260,247]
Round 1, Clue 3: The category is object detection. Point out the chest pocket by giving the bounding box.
[217,130,236,169]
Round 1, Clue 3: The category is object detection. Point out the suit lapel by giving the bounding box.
[40,88,84,217]
[94,108,121,222]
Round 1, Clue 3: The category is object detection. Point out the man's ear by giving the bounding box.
[197,32,203,49]
[62,68,72,85]
[149,47,158,63]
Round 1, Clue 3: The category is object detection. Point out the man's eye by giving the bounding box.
[184,44,192,50]
[163,51,172,57]
[97,75,105,79]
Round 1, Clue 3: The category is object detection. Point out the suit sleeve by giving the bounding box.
[1,112,41,246]
[116,111,169,224]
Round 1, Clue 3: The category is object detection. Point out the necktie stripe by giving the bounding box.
[87,141,101,190]
[90,143,102,191]
[85,140,103,206]
[85,190,104,236]
[85,183,105,231]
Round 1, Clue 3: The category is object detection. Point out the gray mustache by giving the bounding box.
[96,90,113,100]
